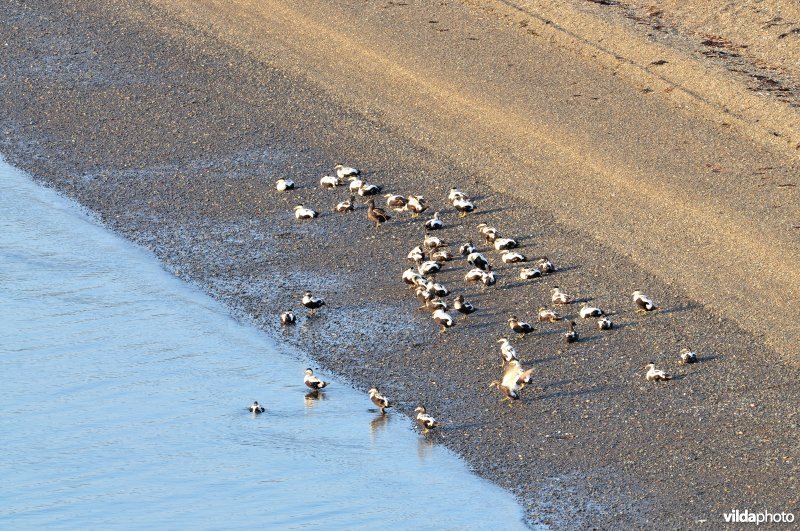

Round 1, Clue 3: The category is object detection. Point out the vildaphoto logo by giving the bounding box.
[723,509,795,525]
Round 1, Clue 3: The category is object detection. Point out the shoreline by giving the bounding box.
[2,0,798,527]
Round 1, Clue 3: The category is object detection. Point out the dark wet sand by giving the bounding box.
[1,0,798,527]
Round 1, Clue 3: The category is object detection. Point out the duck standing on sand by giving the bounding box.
[302,291,325,316]
[490,359,534,405]
[563,321,578,343]
[334,196,355,213]
[384,193,408,212]
[348,175,364,192]
[632,290,657,312]
[294,204,318,220]
[644,362,672,382]
[597,316,613,330]
[335,163,360,179]
[320,175,342,188]
[368,387,393,414]
[448,187,468,202]
[476,223,498,243]
[550,286,572,305]
[417,260,442,276]
[537,257,555,274]
[424,211,444,230]
[679,348,698,364]
[501,250,527,264]
[459,241,477,256]
[494,237,518,251]
[415,406,440,434]
[367,199,391,228]
[275,178,295,191]
[520,267,542,280]
[579,302,604,318]
[249,401,265,413]
[280,310,296,325]
[508,316,534,336]
[453,197,475,217]
[358,182,382,196]
[497,337,518,364]
[453,295,475,318]
[467,251,490,271]
[304,368,329,390]
[432,308,454,332]
[537,307,561,322]
[405,195,429,217]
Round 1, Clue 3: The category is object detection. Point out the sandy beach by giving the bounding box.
[2,0,798,527]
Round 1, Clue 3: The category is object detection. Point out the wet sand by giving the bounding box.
[1,0,798,527]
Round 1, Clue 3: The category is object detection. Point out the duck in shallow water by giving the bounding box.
[304,368,329,390]
[368,387,392,414]
[415,405,440,434]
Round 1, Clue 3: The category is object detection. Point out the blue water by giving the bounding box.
[0,158,526,529]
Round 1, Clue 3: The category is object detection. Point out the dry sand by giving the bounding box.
[1,0,798,527]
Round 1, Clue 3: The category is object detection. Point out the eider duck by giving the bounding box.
[508,316,534,336]
[430,249,453,262]
[644,362,672,382]
[579,303,605,318]
[384,193,408,211]
[367,199,391,228]
[465,268,496,287]
[335,163,360,179]
[497,337,518,364]
[481,269,497,287]
[417,260,442,276]
[453,294,476,317]
[424,298,448,312]
[490,359,534,404]
[414,405,440,434]
[563,321,578,343]
[453,197,475,217]
[425,280,449,297]
[402,268,424,287]
[304,368,329,390]
[520,267,542,280]
[476,223,499,243]
[320,175,342,188]
[448,187,468,203]
[301,291,325,316]
[249,401,265,413]
[294,204,318,220]
[424,211,444,231]
[597,316,613,330]
[368,387,393,414]
[280,310,296,325]
[423,234,446,250]
[347,175,363,192]
[550,286,573,305]
[679,348,698,364]
[358,182,382,196]
[407,246,425,263]
[494,237,518,251]
[275,178,295,192]
[501,250,527,264]
[537,257,555,274]
[404,195,429,217]
[632,290,657,312]
[415,286,436,306]
[334,196,355,213]
[432,308,454,332]
[459,241,477,256]
[537,307,561,322]
[467,252,490,271]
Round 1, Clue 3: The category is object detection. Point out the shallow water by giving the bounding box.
[0,158,526,529]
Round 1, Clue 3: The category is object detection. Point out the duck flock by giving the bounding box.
[256,163,699,430]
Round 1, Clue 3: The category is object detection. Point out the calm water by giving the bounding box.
[0,159,526,529]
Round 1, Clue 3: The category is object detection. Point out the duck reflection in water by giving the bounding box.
[304,390,327,408]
